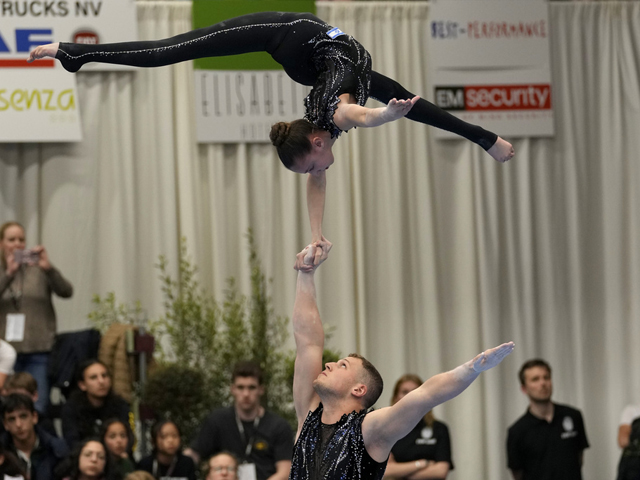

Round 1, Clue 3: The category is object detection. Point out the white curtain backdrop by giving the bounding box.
[1,2,640,479]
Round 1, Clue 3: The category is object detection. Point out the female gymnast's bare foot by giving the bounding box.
[27,43,60,63]
[487,137,515,163]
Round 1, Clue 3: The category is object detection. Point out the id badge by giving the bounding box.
[237,463,257,480]
[6,313,25,342]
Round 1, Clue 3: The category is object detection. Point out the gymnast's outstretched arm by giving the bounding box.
[292,173,332,272]
[362,342,515,462]
[332,93,420,130]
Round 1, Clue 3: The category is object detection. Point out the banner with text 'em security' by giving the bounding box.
[429,1,554,138]
[0,0,138,142]
[193,0,315,143]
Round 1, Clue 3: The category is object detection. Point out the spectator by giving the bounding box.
[204,452,238,480]
[0,341,17,392]
[383,374,453,480]
[57,439,114,480]
[137,420,196,480]
[101,420,134,478]
[61,360,130,448]
[0,442,26,479]
[185,361,293,480]
[0,221,73,413]
[616,403,640,480]
[507,359,589,480]
[0,393,68,480]
[3,372,56,436]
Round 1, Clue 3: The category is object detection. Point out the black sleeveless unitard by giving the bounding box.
[289,403,387,480]
[55,11,497,147]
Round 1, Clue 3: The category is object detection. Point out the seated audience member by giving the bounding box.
[204,452,238,480]
[617,403,640,480]
[383,374,453,480]
[56,439,114,480]
[61,360,130,448]
[185,361,292,480]
[3,372,56,436]
[1,393,68,480]
[137,420,196,480]
[0,443,26,479]
[101,420,134,478]
[0,341,17,391]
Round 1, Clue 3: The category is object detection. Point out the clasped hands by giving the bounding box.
[294,236,332,272]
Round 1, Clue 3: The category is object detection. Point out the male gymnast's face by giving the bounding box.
[313,357,366,400]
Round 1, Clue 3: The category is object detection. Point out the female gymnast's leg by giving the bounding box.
[50,12,295,73]
[370,71,513,160]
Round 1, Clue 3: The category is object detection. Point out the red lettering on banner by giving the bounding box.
[467,20,547,39]
[465,84,551,110]
[73,31,98,44]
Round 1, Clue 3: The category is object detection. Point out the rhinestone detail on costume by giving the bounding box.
[303,32,372,138]
[289,403,387,480]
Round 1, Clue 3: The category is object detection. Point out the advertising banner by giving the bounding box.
[0,0,138,71]
[0,0,138,141]
[428,1,554,138]
[193,0,315,143]
[0,69,81,142]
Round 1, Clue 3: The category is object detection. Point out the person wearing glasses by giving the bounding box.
[206,452,239,480]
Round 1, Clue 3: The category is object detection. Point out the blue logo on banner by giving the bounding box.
[326,27,345,39]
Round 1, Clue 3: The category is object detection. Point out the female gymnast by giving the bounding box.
[29,11,514,263]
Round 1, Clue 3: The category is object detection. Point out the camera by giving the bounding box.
[14,249,40,264]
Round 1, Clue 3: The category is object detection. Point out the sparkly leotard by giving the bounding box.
[54,11,497,148]
[289,403,387,480]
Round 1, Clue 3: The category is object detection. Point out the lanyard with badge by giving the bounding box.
[236,413,261,480]
[6,266,25,342]
[152,456,178,480]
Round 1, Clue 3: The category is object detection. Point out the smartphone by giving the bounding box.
[13,249,40,264]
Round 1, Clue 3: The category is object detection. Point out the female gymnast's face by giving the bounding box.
[291,133,336,176]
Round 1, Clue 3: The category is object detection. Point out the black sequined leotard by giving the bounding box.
[289,403,387,480]
[55,11,497,148]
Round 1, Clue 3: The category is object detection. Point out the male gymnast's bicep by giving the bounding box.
[363,395,430,457]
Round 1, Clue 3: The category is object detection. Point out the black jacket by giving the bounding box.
[2,425,69,480]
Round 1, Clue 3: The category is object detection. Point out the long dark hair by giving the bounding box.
[100,418,135,457]
[55,438,117,480]
[269,119,317,169]
[150,419,182,454]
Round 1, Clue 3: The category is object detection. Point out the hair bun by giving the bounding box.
[269,122,291,147]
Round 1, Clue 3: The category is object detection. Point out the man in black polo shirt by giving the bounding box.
[184,361,293,480]
[507,359,589,480]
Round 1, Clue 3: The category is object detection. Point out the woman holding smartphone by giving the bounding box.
[0,221,73,412]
